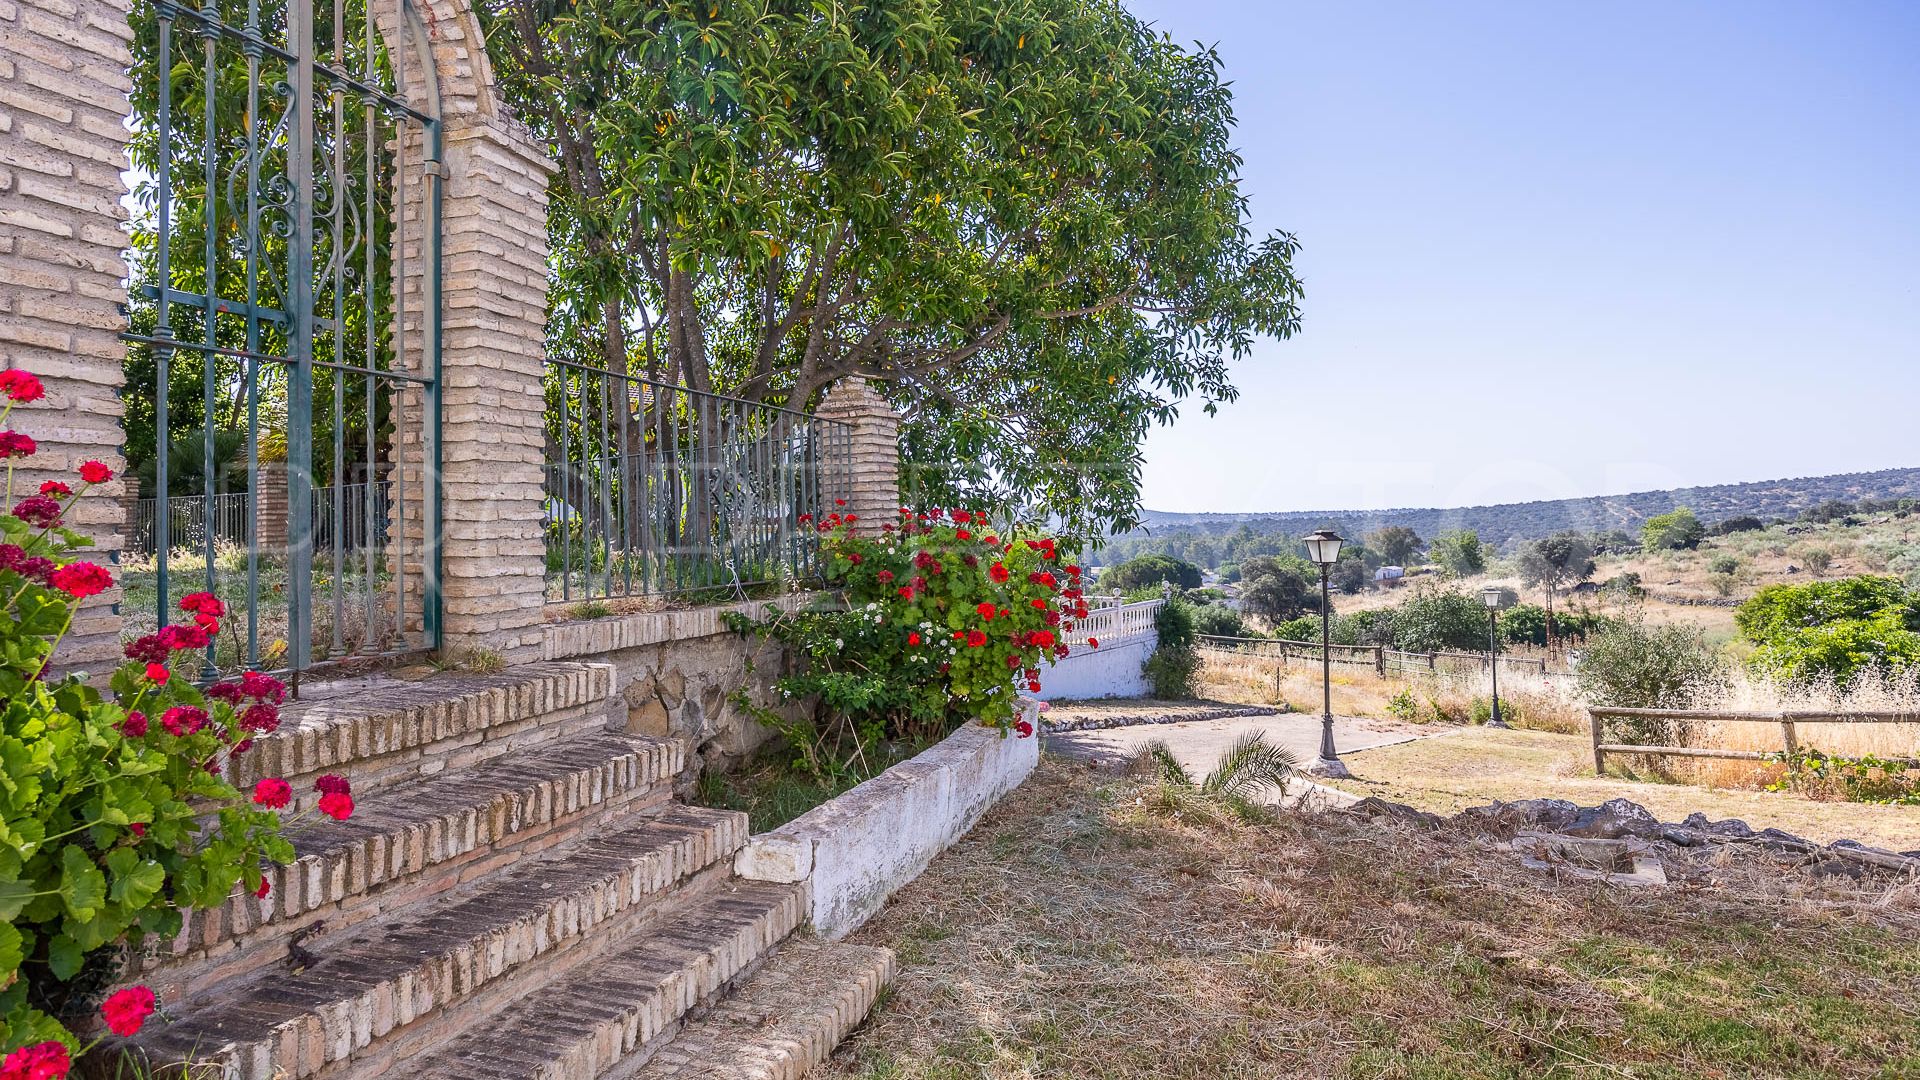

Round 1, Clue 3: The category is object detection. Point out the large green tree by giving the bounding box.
[478,0,1302,533]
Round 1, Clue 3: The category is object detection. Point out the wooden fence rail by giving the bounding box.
[1587,706,1920,775]
[1197,635,1387,676]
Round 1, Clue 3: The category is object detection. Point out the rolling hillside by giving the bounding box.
[1110,466,1920,556]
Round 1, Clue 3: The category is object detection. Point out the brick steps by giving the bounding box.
[397,880,808,1080]
[123,805,747,1079]
[149,732,681,998]
[231,663,615,801]
[632,936,896,1080]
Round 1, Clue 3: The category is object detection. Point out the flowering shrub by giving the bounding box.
[0,370,348,1072]
[727,504,1092,774]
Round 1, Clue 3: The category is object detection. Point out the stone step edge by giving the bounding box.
[124,806,750,1078]
[163,733,684,967]
[233,662,616,790]
[400,879,809,1080]
[628,936,897,1080]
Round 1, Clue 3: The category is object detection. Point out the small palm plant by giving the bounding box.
[1133,732,1300,822]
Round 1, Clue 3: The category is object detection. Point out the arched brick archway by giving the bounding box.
[0,0,555,669]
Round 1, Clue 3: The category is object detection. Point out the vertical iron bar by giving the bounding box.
[560,366,572,601]
[617,372,632,597]
[153,14,175,627]
[362,34,377,647]
[329,0,346,655]
[286,0,316,675]
[242,0,263,667]
[423,111,444,651]
[598,370,613,598]
[197,10,221,679]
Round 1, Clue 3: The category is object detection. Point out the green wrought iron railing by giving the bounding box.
[544,362,853,604]
[123,0,442,679]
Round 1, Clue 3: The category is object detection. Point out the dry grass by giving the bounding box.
[819,758,1920,1080]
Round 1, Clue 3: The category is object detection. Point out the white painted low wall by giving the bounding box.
[1033,633,1155,700]
[733,702,1041,939]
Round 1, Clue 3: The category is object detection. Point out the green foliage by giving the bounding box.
[1188,604,1248,639]
[1389,585,1488,653]
[726,508,1076,777]
[1515,531,1596,599]
[1154,597,1198,652]
[1735,576,1920,685]
[1386,689,1420,722]
[1764,749,1920,806]
[1142,645,1201,699]
[1366,526,1423,567]
[1238,555,1320,622]
[482,0,1303,534]
[1134,732,1296,818]
[1340,608,1398,648]
[0,462,293,1054]
[1708,554,1741,576]
[1102,554,1202,593]
[1711,515,1764,535]
[1640,507,1706,551]
[1428,530,1486,578]
[1329,555,1369,595]
[1272,616,1321,643]
[1214,562,1241,583]
[1499,604,1605,647]
[1575,614,1726,712]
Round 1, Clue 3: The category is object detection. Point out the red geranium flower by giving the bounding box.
[179,591,226,618]
[101,985,157,1038]
[38,480,70,497]
[119,711,148,738]
[876,570,894,583]
[315,774,351,796]
[989,563,1010,583]
[160,706,207,736]
[239,703,280,734]
[0,369,46,403]
[129,822,146,837]
[1015,720,1034,738]
[966,630,987,647]
[49,561,112,599]
[0,1039,68,1079]
[907,631,921,646]
[254,878,272,899]
[955,529,971,541]
[11,495,60,529]
[251,776,291,803]
[951,510,972,524]
[834,498,847,506]
[0,431,36,459]
[78,460,114,484]
[1028,680,1041,692]
[317,791,354,820]
[975,602,996,620]
[1029,598,1046,610]
[1087,637,1099,648]
[847,552,863,565]
[897,586,915,600]
[145,663,170,683]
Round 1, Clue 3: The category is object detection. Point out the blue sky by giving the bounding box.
[1124,1,1920,513]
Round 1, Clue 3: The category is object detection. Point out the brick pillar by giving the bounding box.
[254,461,288,550]
[815,379,902,527]
[427,115,555,661]
[0,0,135,672]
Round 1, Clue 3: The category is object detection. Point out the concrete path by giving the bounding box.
[1046,710,1444,807]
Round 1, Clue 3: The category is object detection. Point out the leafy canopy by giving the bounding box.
[1735,576,1920,685]
[1640,507,1705,552]
[1428,530,1486,578]
[479,0,1303,534]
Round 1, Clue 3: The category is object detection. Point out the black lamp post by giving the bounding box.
[1302,529,1350,778]
[1482,584,1509,729]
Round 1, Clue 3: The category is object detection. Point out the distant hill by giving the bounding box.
[1106,466,1920,560]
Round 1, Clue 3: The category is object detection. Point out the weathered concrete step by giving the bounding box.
[397,880,809,1080]
[124,805,748,1080]
[633,936,896,1080]
[149,733,684,998]
[231,663,617,800]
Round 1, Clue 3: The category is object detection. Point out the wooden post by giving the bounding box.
[1779,714,1799,757]
[1374,646,1386,678]
[1589,710,1607,775]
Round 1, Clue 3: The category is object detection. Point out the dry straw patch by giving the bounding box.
[820,759,1920,1080]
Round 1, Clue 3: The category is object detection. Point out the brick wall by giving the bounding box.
[0,0,134,671]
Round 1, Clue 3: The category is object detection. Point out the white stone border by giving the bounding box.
[734,700,1042,939]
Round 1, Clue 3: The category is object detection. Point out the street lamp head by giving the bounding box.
[1482,584,1507,609]
[1302,528,1345,566]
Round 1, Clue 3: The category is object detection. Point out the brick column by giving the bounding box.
[0,0,135,671]
[429,115,555,661]
[253,461,288,550]
[815,379,902,527]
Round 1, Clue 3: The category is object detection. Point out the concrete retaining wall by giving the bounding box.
[734,703,1041,939]
[1033,632,1156,700]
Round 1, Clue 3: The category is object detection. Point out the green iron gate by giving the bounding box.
[123,0,442,679]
